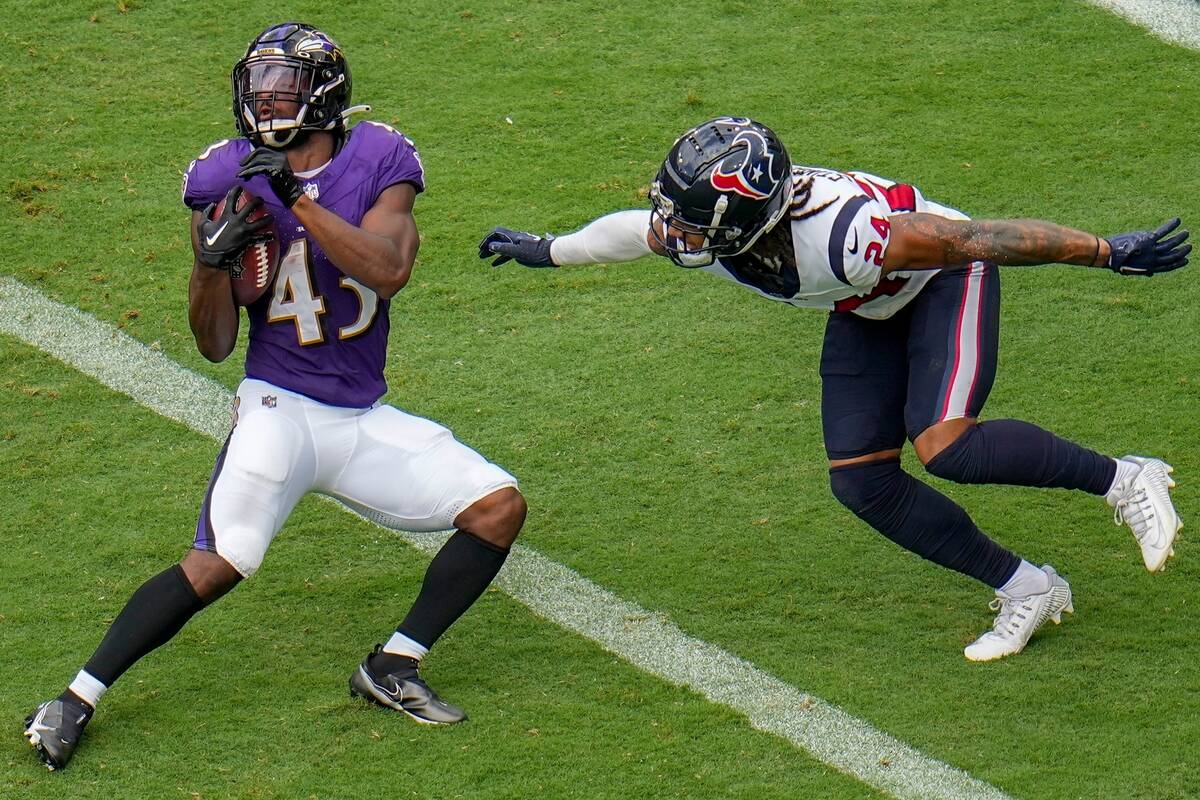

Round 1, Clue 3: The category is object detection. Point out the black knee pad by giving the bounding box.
[829,458,904,518]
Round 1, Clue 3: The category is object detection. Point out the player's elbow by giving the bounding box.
[189,318,237,362]
[371,251,414,299]
[196,339,235,363]
[371,269,409,300]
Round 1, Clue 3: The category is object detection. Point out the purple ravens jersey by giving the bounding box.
[182,121,425,407]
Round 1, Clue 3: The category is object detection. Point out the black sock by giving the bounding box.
[82,564,205,687]
[395,530,509,651]
[368,651,419,677]
[56,690,95,717]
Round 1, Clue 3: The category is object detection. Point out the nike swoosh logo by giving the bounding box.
[363,668,406,702]
[381,679,409,702]
[847,230,859,255]
[205,221,229,247]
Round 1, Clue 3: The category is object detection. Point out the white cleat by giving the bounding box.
[1108,456,1182,572]
[964,566,1073,662]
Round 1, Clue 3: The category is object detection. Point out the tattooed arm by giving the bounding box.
[882,214,1109,275]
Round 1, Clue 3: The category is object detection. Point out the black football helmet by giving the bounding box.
[232,22,367,148]
[650,117,792,268]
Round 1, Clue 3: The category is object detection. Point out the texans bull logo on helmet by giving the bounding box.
[709,129,780,200]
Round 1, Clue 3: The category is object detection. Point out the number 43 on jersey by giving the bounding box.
[268,239,378,344]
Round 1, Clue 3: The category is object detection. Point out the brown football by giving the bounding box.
[210,188,279,306]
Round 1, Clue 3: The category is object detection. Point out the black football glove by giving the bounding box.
[478,227,556,267]
[1105,218,1190,276]
[197,186,273,270]
[237,146,304,208]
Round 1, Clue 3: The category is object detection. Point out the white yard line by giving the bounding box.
[0,276,1012,800]
[1084,0,1200,49]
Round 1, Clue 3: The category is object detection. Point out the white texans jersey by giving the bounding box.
[701,166,970,320]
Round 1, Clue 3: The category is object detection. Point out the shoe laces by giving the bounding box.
[1113,486,1154,543]
[986,595,1031,638]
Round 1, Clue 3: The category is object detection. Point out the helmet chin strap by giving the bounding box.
[247,102,371,149]
[259,127,301,148]
[673,246,716,268]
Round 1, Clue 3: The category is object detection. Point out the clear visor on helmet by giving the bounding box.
[236,60,313,134]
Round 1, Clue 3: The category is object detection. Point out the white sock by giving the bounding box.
[1106,458,1141,504]
[1000,560,1051,597]
[68,670,107,708]
[383,632,428,661]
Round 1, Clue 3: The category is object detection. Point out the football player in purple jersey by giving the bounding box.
[24,22,526,770]
[481,117,1188,664]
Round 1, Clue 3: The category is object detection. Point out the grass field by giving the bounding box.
[2,2,1199,798]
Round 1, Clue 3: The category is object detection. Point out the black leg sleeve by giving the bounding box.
[396,530,509,649]
[83,564,205,687]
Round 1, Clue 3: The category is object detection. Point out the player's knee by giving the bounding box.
[486,488,527,544]
[180,548,243,604]
[922,425,983,484]
[458,487,526,549]
[215,525,272,577]
[829,459,902,517]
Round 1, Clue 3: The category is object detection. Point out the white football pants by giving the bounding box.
[194,379,518,577]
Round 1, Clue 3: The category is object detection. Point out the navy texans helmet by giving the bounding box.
[232,22,365,149]
[650,117,792,267]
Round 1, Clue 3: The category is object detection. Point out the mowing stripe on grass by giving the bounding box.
[1084,0,1200,49]
[0,275,1013,800]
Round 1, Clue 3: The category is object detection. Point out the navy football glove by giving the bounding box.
[237,146,304,208]
[1105,218,1190,276]
[197,186,273,270]
[478,227,556,267]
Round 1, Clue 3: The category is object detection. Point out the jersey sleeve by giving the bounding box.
[359,121,426,197]
[181,139,246,211]
[791,182,893,296]
[826,193,892,290]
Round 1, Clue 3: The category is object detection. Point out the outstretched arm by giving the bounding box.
[884,214,1189,277]
[480,210,655,267]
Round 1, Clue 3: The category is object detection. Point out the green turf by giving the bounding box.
[3,2,1199,798]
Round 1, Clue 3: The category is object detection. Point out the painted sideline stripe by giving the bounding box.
[1084,0,1200,49]
[0,276,1012,800]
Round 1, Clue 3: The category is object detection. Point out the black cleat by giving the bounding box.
[349,645,467,725]
[23,696,93,771]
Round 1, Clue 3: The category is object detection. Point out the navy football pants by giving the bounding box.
[821,264,1016,585]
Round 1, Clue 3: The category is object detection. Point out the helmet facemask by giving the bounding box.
[231,23,365,149]
[649,171,792,269]
[233,59,323,148]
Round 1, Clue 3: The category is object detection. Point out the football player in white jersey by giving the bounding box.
[479,117,1188,663]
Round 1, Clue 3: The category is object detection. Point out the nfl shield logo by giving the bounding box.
[303,182,320,201]
[262,395,277,408]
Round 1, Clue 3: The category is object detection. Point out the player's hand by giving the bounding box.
[197,186,273,270]
[237,146,304,208]
[478,227,557,267]
[1105,218,1190,276]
